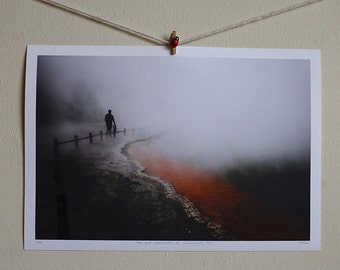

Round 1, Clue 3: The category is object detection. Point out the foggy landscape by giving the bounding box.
[37,55,311,170]
[34,53,312,241]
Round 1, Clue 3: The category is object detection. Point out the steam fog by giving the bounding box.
[36,55,311,170]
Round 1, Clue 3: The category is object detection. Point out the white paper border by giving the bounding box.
[24,45,321,251]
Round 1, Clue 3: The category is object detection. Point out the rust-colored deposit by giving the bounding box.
[125,139,309,240]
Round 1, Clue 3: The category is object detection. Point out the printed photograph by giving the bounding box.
[25,46,320,250]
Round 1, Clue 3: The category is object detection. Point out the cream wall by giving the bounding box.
[1,0,339,269]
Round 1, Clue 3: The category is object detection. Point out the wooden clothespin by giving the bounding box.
[170,31,179,55]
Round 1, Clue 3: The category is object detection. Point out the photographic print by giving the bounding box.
[25,46,321,251]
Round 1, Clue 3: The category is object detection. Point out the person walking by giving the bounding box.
[105,110,116,137]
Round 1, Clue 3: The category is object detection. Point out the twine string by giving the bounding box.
[37,0,323,46]
[37,0,169,45]
[180,0,323,45]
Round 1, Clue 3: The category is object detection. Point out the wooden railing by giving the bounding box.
[53,128,137,156]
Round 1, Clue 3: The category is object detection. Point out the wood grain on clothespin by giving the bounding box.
[170,31,179,55]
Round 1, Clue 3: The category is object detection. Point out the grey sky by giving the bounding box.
[37,54,311,167]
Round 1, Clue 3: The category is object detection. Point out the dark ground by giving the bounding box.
[35,139,236,241]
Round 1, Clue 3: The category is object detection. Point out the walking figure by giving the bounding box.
[105,110,116,137]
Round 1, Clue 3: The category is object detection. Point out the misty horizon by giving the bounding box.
[36,55,311,168]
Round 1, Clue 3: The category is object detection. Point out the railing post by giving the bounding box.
[53,138,59,157]
[55,168,69,239]
[100,131,103,141]
[89,133,93,143]
[124,128,126,136]
[52,138,69,238]
[74,135,78,148]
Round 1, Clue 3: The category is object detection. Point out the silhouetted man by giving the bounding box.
[105,110,116,136]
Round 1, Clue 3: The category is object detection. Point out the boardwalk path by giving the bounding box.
[36,134,234,240]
